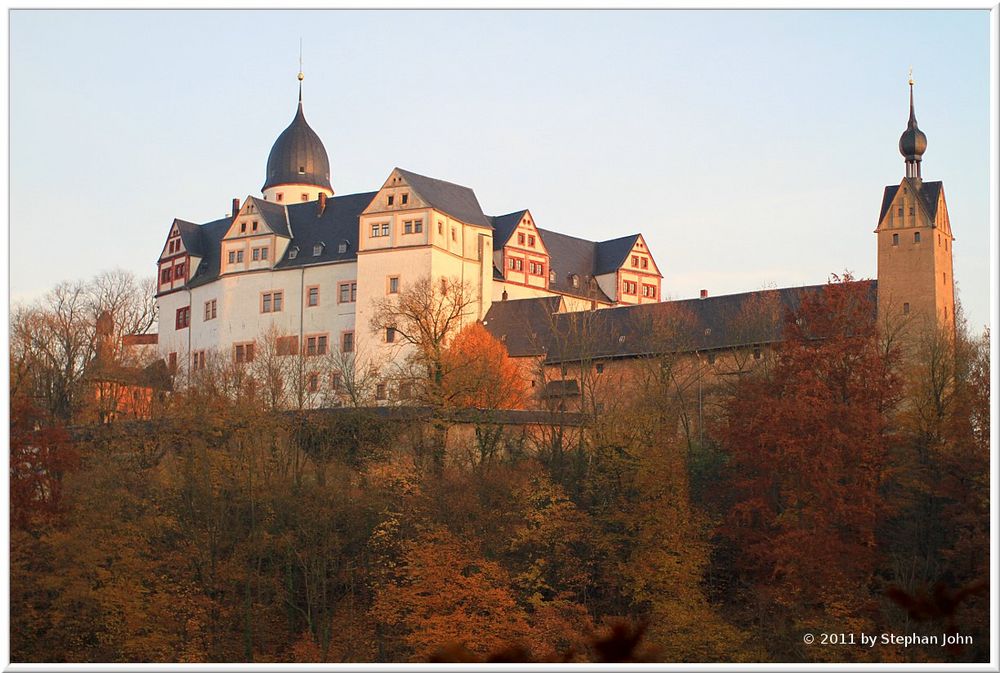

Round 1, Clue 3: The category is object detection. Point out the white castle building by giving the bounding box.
[154,77,663,396]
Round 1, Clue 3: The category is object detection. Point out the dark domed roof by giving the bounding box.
[263,96,332,192]
[898,83,927,161]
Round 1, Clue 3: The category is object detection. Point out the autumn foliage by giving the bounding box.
[9,274,989,663]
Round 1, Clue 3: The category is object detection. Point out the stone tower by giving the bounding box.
[875,77,955,334]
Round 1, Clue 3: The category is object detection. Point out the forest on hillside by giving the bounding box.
[9,271,990,663]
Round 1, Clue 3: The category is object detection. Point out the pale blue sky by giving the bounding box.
[9,9,992,330]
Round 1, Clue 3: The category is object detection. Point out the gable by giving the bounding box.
[224,196,290,240]
[499,210,549,256]
[362,169,432,216]
[614,234,661,277]
[876,179,946,233]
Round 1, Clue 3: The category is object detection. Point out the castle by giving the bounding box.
[152,72,954,407]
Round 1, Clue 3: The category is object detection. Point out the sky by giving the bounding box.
[8,9,993,331]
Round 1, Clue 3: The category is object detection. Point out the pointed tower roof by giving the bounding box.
[262,72,333,193]
[898,72,928,178]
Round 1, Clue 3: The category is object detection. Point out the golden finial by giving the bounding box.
[908,67,914,86]
[298,39,304,81]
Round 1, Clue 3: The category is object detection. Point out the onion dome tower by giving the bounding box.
[262,70,333,203]
[898,71,928,179]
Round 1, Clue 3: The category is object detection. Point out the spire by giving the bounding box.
[297,39,304,107]
[898,69,927,179]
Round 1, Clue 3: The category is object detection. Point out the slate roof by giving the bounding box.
[877,179,944,224]
[183,192,376,289]
[594,234,641,276]
[486,281,879,363]
[482,296,563,355]
[274,192,377,269]
[252,196,292,238]
[535,228,615,303]
[490,210,527,250]
[396,168,491,228]
[174,220,205,257]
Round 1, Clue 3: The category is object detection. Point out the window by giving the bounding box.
[289,247,299,259]
[401,193,408,205]
[404,221,413,234]
[331,372,342,391]
[387,195,394,206]
[641,258,648,269]
[753,346,762,360]
[386,327,396,343]
[175,306,190,329]
[240,222,247,233]
[192,350,206,371]
[301,193,309,202]
[623,281,637,295]
[909,206,915,216]
[338,241,348,253]
[549,270,556,283]
[261,247,268,260]
[261,290,284,313]
[161,268,171,283]
[313,244,323,256]
[414,219,423,233]
[571,274,580,289]
[252,221,258,232]
[903,302,910,315]
[438,221,444,235]
[204,299,217,321]
[252,248,260,261]
[508,258,523,272]
[376,383,387,400]
[518,233,525,245]
[277,193,284,202]
[277,336,299,356]
[595,363,604,374]
[339,281,357,303]
[528,235,535,247]
[451,227,457,241]
[642,284,657,298]
[371,223,381,237]
[388,276,400,294]
[234,343,255,363]
[381,223,390,237]
[707,352,717,365]
[308,373,320,393]
[237,250,244,263]
[914,231,921,243]
[306,335,328,356]
[897,206,903,216]
[174,263,185,279]
[307,286,320,307]
[632,255,639,267]
[892,233,899,246]
[342,331,355,353]
[228,251,236,264]
[943,272,946,285]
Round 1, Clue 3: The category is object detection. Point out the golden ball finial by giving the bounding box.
[298,71,305,81]
[908,67,914,86]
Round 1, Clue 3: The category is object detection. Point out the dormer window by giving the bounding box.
[288,247,299,259]
[313,243,324,256]
[549,270,556,283]
[338,241,348,253]
[570,274,580,289]
[298,166,306,174]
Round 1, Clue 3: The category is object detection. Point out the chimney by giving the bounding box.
[317,192,327,217]
[700,289,708,299]
[231,198,240,218]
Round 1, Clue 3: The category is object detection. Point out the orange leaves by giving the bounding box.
[441,322,528,410]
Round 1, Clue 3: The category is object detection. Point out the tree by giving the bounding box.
[717,275,900,659]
